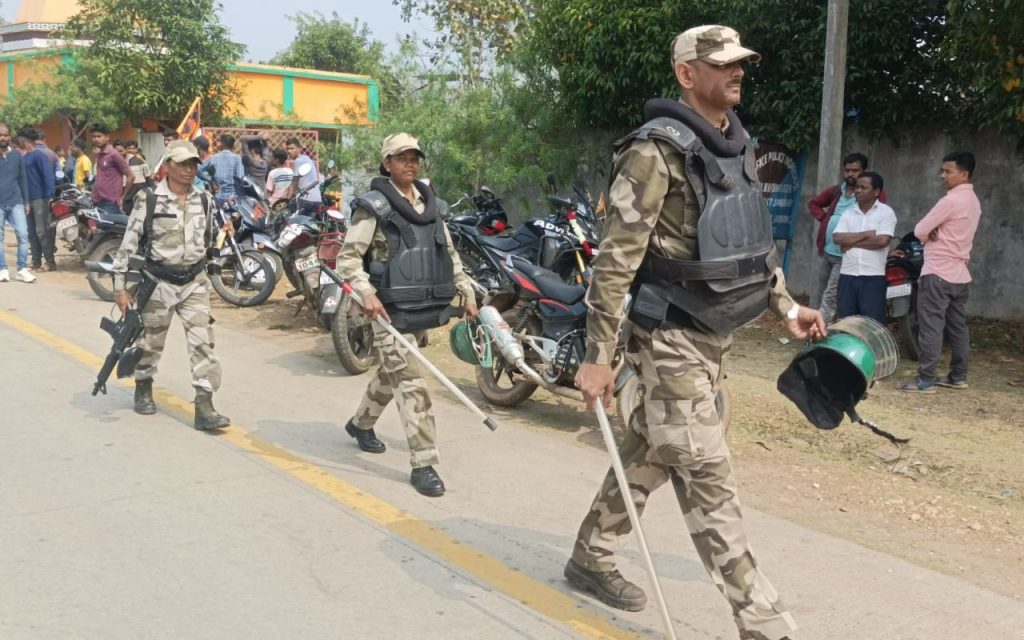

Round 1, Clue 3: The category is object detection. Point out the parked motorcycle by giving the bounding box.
[446,191,595,307]
[208,200,276,307]
[471,254,731,427]
[230,177,286,284]
[198,168,276,307]
[50,181,89,255]
[81,204,131,303]
[886,231,924,360]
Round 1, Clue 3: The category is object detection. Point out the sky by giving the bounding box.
[1,0,437,63]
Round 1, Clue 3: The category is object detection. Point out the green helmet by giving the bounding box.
[449,320,491,366]
[777,332,878,430]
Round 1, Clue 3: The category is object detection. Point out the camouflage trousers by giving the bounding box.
[572,322,797,640]
[350,324,439,468]
[135,274,222,393]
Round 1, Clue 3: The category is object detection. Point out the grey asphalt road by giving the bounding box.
[2,273,1022,640]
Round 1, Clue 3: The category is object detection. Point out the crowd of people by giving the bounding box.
[806,150,984,393]
[0,124,325,285]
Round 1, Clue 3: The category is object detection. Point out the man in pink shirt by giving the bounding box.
[898,151,981,393]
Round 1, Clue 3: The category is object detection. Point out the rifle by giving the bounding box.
[91,255,159,396]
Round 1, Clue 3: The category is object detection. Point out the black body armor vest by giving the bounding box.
[352,178,457,332]
[620,99,778,336]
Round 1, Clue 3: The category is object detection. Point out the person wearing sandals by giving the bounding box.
[898,152,981,394]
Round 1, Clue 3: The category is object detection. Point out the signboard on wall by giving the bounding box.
[755,142,808,273]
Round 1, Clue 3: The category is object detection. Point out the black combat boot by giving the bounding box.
[194,389,230,430]
[410,465,445,497]
[344,419,386,453]
[564,559,647,611]
[134,378,157,415]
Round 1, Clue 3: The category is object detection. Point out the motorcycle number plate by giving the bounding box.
[295,255,319,272]
[319,271,333,285]
[886,283,912,299]
[56,216,78,233]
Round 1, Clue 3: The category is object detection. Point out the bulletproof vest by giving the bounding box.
[622,99,777,336]
[353,178,457,332]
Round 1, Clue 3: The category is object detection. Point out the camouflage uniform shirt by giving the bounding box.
[584,107,797,365]
[112,180,212,290]
[336,181,476,304]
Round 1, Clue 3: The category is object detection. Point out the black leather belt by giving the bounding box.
[145,259,206,286]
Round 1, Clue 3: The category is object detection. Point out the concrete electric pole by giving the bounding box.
[815,0,850,193]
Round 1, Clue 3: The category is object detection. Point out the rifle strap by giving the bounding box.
[140,189,157,261]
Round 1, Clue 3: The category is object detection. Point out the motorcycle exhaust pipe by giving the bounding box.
[477,306,585,403]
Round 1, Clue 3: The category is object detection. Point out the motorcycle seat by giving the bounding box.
[477,234,526,253]
[97,210,130,227]
[509,256,585,304]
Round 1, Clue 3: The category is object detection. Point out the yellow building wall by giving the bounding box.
[0,53,379,132]
[291,76,373,126]
[231,71,287,122]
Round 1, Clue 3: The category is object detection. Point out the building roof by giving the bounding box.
[16,0,78,24]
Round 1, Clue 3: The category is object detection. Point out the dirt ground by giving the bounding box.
[39,252,1024,600]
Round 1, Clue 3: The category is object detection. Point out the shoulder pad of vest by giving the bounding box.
[615,117,702,154]
[352,190,392,219]
[436,198,450,219]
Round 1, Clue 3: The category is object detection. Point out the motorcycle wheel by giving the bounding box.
[616,374,732,434]
[898,289,921,360]
[85,236,122,302]
[331,294,375,375]
[210,250,275,307]
[474,316,541,407]
[264,251,285,285]
[283,261,302,292]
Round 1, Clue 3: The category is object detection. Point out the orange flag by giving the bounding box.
[176,98,203,140]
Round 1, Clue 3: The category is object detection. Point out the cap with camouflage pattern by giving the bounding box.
[671,25,760,67]
[165,140,201,164]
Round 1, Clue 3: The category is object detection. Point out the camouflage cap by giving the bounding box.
[165,140,200,164]
[381,132,424,162]
[671,25,761,67]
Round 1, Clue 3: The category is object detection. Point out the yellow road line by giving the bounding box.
[0,308,648,640]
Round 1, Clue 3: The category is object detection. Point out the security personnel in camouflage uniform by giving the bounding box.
[335,133,477,497]
[112,140,228,431]
[565,26,825,640]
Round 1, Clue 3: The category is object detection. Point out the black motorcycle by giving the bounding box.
[81,204,131,302]
[199,169,276,307]
[447,191,595,307]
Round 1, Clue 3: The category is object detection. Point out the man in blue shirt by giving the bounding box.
[203,133,243,208]
[0,123,34,283]
[20,129,56,271]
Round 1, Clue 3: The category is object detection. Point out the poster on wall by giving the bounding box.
[756,142,808,273]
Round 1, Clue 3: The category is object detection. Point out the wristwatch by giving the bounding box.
[786,303,801,321]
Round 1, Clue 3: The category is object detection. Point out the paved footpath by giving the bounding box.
[2,276,1022,640]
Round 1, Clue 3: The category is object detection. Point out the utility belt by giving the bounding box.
[145,259,206,286]
[627,278,769,337]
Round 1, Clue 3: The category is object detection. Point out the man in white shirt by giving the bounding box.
[832,171,896,325]
[285,137,321,214]
[265,148,293,206]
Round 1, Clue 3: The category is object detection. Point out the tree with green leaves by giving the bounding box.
[63,0,244,123]
[329,37,589,205]
[528,0,955,150]
[943,0,1024,135]
[271,13,401,109]
[0,58,122,134]
[394,0,531,86]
